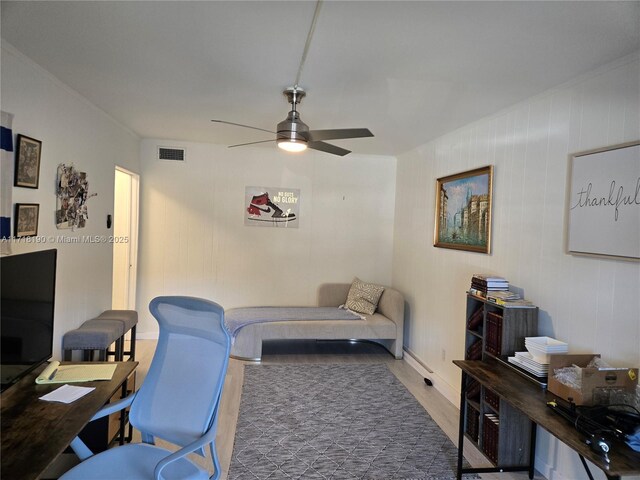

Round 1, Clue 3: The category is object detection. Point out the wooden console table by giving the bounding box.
[454,358,640,480]
[1,361,137,480]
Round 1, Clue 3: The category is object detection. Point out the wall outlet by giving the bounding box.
[441,348,446,361]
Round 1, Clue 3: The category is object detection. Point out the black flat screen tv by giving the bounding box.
[1,249,57,392]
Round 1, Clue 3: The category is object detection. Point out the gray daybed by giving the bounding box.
[227,283,404,361]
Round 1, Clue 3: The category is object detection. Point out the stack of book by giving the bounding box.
[486,290,520,303]
[469,274,533,307]
[470,274,509,296]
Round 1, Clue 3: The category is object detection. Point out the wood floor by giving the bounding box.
[134,339,546,480]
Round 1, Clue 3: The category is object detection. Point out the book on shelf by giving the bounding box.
[485,312,502,356]
[479,286,511,292]
[472,274,508,282]
[471,280,509,288]
[466,339,483,360]
[490,298,534,308]
[467,307,484,329]
[487,291,520,302]
[472,278,509,286]
[471,273,509,290]
[468,288,486,298]
[471,281,509,292]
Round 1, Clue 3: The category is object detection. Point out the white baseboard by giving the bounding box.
[403,347,459,406]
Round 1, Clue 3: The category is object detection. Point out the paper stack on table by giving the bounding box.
[36,361,117,384]
[39,384,95,404]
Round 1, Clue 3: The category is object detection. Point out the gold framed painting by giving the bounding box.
[434,165,493,254]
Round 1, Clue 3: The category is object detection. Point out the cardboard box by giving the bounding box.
[547,354,638,406]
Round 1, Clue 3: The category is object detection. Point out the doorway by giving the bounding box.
[112,167,139,310]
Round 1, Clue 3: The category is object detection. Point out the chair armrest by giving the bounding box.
[154,427,218,480]
[89,392,136,421]
[70,393,137,460]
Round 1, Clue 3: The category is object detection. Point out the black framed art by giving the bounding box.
[15,134,42,188]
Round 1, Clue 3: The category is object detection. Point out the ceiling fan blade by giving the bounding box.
[211,119,275,135]
[308,141,351,157]
[228,139,276,148]
[308,128,374,142]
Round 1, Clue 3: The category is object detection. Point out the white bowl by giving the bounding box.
[521,338,568,363]
[525,341,568,363]
[524,350,553,364]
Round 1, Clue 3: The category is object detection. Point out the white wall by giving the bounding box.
[1,43,140,359]
[136,140,396,335]
[392,53,640,480]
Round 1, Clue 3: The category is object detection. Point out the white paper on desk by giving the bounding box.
[39,384,95,404]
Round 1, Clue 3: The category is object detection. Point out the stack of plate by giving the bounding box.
[507,337,568,378]
[508,352,550,377]
[525,336,568,363]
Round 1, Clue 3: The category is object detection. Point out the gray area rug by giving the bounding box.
[228,364,477,480]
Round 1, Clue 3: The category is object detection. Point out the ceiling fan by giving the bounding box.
[211,1,372,157]
[211,86,373,157]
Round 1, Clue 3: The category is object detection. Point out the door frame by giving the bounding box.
[113,166,140,310]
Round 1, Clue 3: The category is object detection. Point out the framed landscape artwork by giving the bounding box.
[15,135,42,188]
[15,203,39,237]
[434,165,493,254]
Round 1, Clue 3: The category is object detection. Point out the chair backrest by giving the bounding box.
[129,296,231,448]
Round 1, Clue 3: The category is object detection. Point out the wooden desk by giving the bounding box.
[1,361,137,480]
[454,358,640,480]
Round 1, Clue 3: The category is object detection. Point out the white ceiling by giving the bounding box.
[1,1,639,157]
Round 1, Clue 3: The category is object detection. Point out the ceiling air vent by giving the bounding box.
[157,146,186,161]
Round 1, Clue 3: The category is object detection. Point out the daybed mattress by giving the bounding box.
[226,283,404,361]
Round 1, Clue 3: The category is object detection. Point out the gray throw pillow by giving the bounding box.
[345,277,385,315]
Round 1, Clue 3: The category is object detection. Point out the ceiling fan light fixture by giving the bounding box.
[277,138,308,153]
[277,107,309,153]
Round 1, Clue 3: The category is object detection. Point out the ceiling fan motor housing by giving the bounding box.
[277,110,310,143]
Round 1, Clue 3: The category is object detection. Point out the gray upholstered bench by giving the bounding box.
[62,310,137,362]
[96,310,138,361]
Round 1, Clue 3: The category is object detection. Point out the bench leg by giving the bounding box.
[128,325,136,361]
[390,338,403,359]
[115,337,124,361]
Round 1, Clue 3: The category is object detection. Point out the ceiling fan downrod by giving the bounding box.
[284,86,305,110]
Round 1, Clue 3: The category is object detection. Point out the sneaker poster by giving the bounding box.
[245,186,299,228]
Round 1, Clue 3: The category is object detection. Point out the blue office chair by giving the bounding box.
[61,296,231,480]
